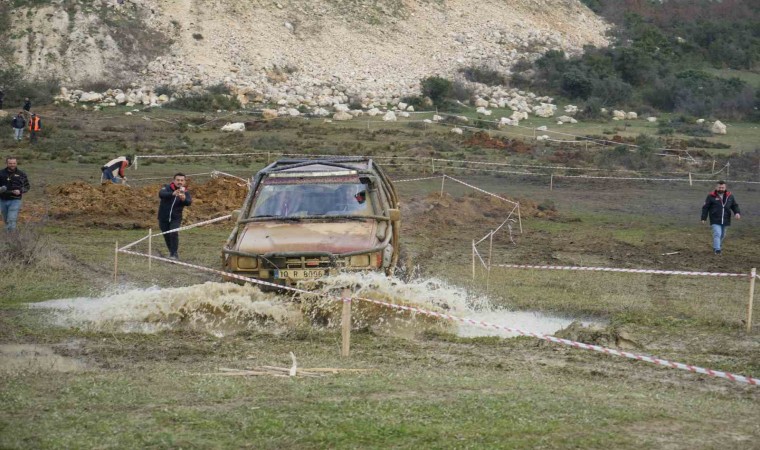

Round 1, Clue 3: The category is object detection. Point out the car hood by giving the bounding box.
[236,220,379,255]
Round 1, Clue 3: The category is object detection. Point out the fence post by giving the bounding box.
[114,241,119,282]
[550,174,553,190]
[472,240,476,280]
[133,155,138,171]
[341,288,352,357]
[486,230,494,292]
[148,228,152,272]
[747,268,756,334]
[431,158,435,173]
[517,203,523,234]
[440,175,445,198]
[689,172,692,186]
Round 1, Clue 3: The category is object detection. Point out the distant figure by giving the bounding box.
[101,156,131,184]
[11,112,25,141]
[0,156,31,232]
[701,180,741,255]
[28,113,41,144]
[22,97,31,112]
[0,89,4,110]
[158,173,192,260]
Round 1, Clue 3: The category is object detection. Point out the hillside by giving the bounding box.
[1,0,608,100]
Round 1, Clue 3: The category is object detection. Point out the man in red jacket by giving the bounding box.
[101,156,131,184]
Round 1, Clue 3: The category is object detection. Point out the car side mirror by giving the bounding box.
[231,209,241,221]
[388,209,401,222]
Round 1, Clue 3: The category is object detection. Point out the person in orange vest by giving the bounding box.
[28,113,41,143]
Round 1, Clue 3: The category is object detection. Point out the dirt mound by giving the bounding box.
[401,192,556,229]
[44,178,249,229]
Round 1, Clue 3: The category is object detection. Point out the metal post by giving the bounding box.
[267,152,270,164]
[689,172,692,186]
[712,160,716,173]
[148,228,152,272]
[747,268,756,334]
[550,174,553,190]
[133,155,138,171]
[114,241,119,282]
[431,158,435,173]
[727,162,730,180]
[341,288,352,357]
[440,175,445,198]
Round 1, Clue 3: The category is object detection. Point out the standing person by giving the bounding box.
[0,157,31,232]
[22,97,31,113]
[0,89,4,110]
[158,173,192,260]
[28,113,41,144]
[11,112,25,141]
[701,180,741,255]
[101,156,131,184]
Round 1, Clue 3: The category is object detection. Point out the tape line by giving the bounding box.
[494,263,748,278]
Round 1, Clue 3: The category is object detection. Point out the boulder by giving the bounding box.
[612,110,626,119]
[262,109,278,119]
[474,98,489,108]
[533,103,556,118]
[625,111,638,120]
[432,115,443,121]
[711,120,727,135]
[451,127,463,135]
[79,92,103,102]
[287,108,300,117]
[367,108,381,116]
[383,111,397,122]
[221,122,246,132]
[313,107,330,117]
[564,105,578,115]
[647,117,657,123]
[333,111,353,121]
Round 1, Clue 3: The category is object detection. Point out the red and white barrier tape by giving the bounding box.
[211,170,250,184]
[443,175,519,206]
[349,295,759,386]
[393,175,445,183]
[494,263,748,278]
[119,215,232,251]
[117,248,758,386]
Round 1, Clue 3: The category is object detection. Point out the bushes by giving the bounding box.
[0,66,60,108]
[165,93,240,112]
[459,66,508,86]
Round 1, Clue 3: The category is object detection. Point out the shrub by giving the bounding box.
[421,76,453,106]
[165,93,240,112]
[459,66,508,86]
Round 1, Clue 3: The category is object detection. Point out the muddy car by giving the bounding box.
[222,158,401,288]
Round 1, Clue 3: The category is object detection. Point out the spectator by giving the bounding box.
[158,173,192,259]
[22,97,31,112]
[101,156,131,184]
[28,113,41,144]
[701,180,741,255]
[0,156,31,231]
[11,112,25,141]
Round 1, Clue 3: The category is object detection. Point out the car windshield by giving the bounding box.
[250,181,373,218]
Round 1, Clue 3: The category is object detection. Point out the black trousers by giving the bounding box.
[158,217,182,256]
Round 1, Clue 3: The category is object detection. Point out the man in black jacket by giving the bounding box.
[158,173,192,259]
[701,180,741,255]
[0,156,31,231]
[11,112,25,141]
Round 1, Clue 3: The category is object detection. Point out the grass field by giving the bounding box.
[1,105,759,448]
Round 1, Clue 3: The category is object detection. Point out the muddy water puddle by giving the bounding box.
[32,275,600,338]
[0,344,85,374]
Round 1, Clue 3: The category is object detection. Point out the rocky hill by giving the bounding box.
[2,0,608,104]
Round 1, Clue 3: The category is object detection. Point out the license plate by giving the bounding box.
[275,269,327,279]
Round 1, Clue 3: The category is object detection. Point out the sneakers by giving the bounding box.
[714,249,722,255]
[169,253,179,260]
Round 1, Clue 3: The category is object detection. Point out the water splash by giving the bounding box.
[33,274,590,338]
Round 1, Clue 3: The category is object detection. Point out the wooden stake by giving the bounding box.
[431,158,435,173]
[440,175,445,198]
[712,160,716,172]
[517,204,523,234]
[689,172,692,186]
[148,228,152,272]
[486,230,494,292]
[341,288,352,357]
[114,241,119,282]
[747,268,756,334]
[550,174,553,190]
[472,240,475,280]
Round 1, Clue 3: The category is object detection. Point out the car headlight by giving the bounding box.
[349,254,371,267]
[237,256,258,269]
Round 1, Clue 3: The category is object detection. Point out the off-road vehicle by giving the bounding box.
[223,158,401,288]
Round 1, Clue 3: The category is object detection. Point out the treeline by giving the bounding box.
[512,0,760,120]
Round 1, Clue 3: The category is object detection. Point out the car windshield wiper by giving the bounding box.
[251,215,302,221]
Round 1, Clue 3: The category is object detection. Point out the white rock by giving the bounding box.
[398,102,408,110]
[262,109,279,119]
[474,98,489,107]
[313,107,330,117]
[124,112,132,116]
[432,115,443,121]
[399,111,410,118]
[533,103,556,118]
[383,111,397,122]
[334,104,350,112]
[79,92,103,102]
[647,117,657,122]
[696,118,705,124]
[451,127,463,134]
[406,105,415,112]
[367,108,381,116]
[564,105,578,114]
[423,119,432,124]
[557,115,574,123]
[612,110,626,119]
[221,122,246,132]
[115,93,127,104]
[625,111,638,120]
[287,108,301,117]
[711,120,727,135]
[536,125,548,131]
[333,111,353,121]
